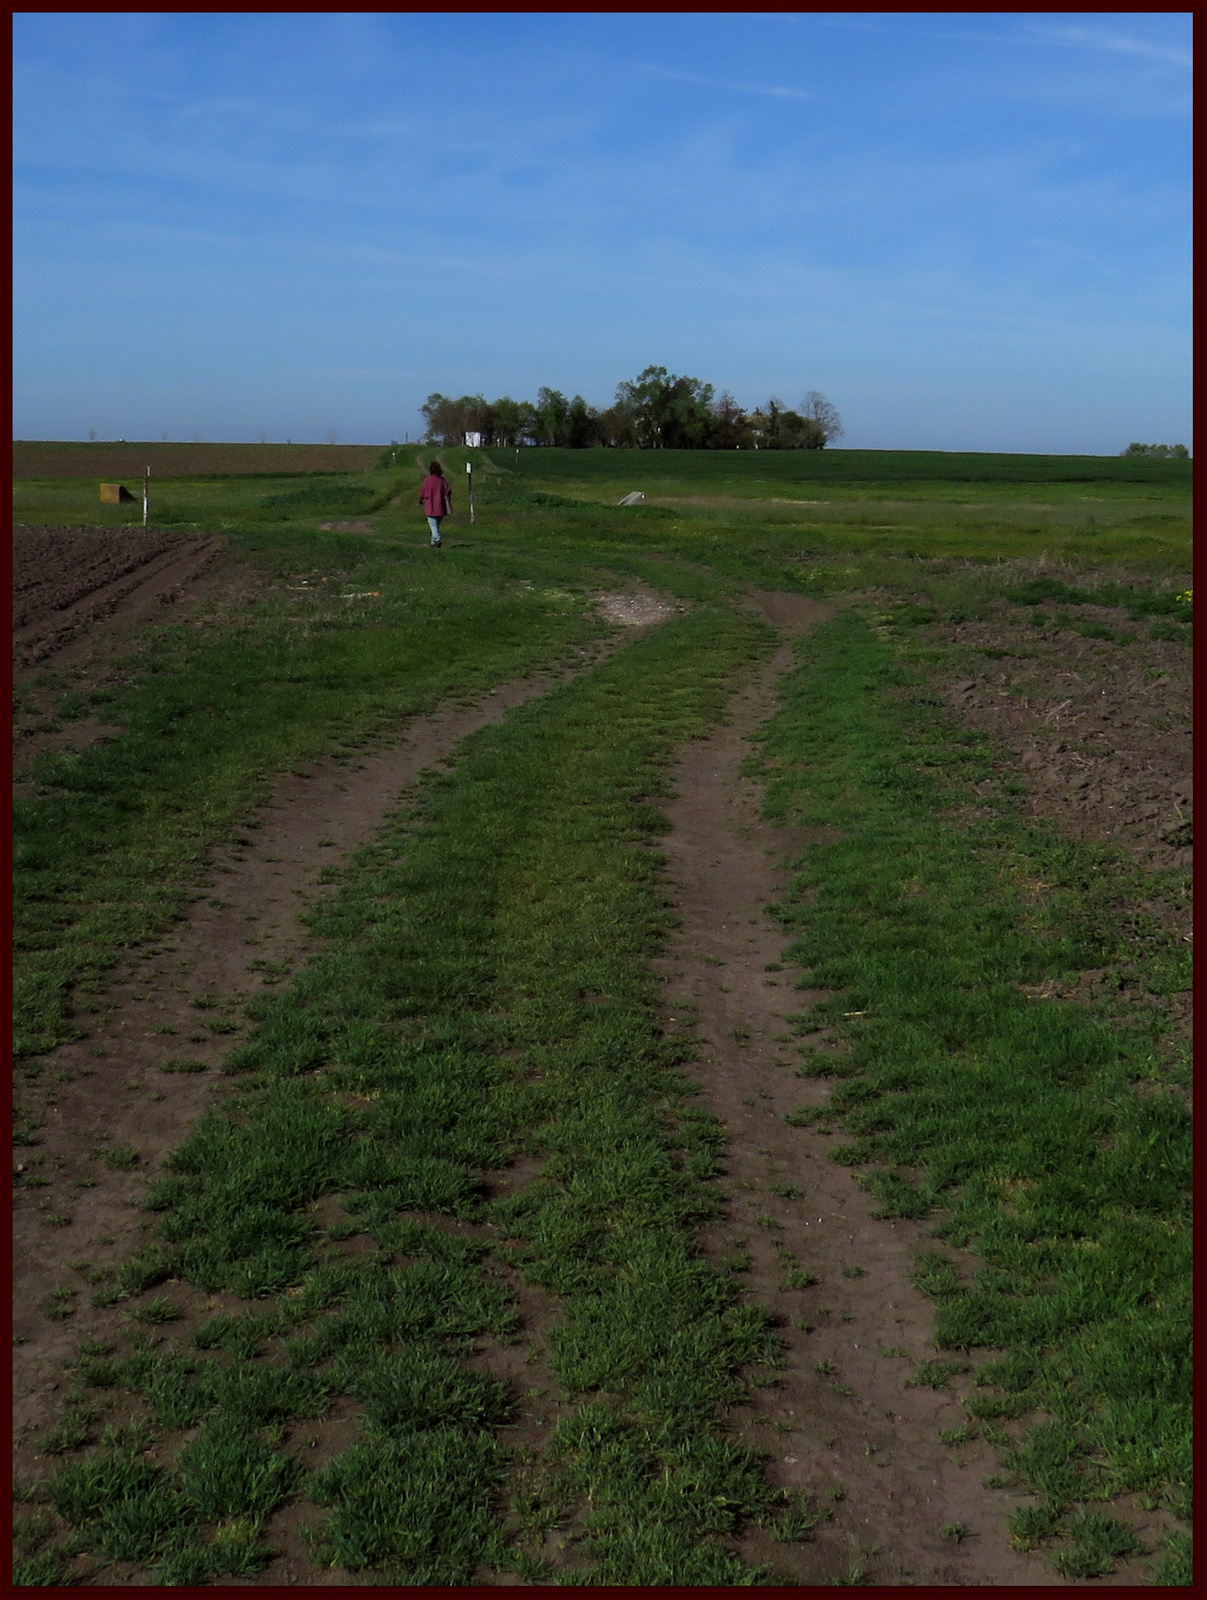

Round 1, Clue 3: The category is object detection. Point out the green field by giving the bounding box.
[13,446,1191,1585]
[14,440,1190,569]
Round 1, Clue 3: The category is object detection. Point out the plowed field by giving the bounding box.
[12,441,384,479]
[13,526,220,668]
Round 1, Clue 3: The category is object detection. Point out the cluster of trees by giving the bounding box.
[421,367,843,450]
[1121,442,1190,458]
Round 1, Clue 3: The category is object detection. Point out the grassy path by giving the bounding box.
[12,653,620,1486]
[19,599,813,1585]
[13,523,1189,1585]
[13,540,606,1059]
[752,614,1190,1584]
[646,626,1045,1586]
[17,594,1190,1586]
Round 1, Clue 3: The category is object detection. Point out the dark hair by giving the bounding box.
[429,460,444,477]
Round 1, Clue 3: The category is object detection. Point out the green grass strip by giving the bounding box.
[754,613,1190,1582]
[14,544,603,1057]
[35,603,827,1586]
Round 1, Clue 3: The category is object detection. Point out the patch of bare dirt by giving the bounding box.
[13,442,384,479]
[746,588,833,633]
[931,601,1191,873]
[647,595,1155,1585]
[589,582,683,628]
[13,537,273,785]
[13,526,224,670]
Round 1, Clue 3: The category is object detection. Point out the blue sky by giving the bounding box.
[12,11,1192,452]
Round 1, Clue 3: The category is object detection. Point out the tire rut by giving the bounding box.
[650,590,1063,1586]
[12,638,622,1485]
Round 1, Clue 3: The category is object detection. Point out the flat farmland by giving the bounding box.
[12,440,387,479]
[12,447,1191,1587]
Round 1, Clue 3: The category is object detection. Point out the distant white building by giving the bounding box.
[464,431,483,447]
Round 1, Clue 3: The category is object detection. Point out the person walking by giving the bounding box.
[418,461,453,547]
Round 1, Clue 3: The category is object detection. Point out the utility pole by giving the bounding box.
[143,465,150,526]
[466,457,475,525]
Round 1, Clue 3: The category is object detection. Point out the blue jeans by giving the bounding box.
[427,516,443,543]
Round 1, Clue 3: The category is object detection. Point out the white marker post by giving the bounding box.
[467,457,475,525]
[143,465,150,526]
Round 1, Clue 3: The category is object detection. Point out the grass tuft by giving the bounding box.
[759,612,1189,1568]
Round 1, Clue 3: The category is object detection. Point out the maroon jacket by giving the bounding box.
[419,473,453,516]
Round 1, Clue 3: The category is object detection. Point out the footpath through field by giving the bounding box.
[17,596,700,1587]
[13,549,1187,1585]
[19,579,793,1587]
[14,667,556,1412]
[651,589,1044,1584]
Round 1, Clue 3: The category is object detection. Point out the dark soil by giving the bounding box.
[12,443,384,479]
[931,600,1191,873]
[12,533,273,791]
[13,526,223,669]
[927,598,1191,1060]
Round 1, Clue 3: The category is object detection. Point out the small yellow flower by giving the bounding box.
[1175,589,1192,603]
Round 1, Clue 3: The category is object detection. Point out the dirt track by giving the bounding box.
[652,592,1047,1585]
[644,589,1175,1585]
[12,578,1181,1584]
[11,597,666,1585]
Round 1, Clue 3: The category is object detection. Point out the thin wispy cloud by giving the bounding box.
[855,18,1193,74]
[12,11,1189,451]
[1030,25,1193,70]
[636,64,812,101]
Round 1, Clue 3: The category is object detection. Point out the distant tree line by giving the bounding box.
[421,366,843,450]
[1121,442,1189,458]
